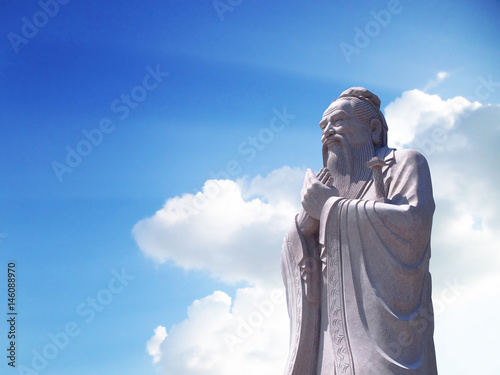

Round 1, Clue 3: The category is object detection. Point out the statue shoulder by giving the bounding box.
[392,148,430,169]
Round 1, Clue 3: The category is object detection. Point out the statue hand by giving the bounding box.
[301,168,339,220]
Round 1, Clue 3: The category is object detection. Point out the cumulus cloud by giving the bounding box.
[136,167,302,374]
[384,89,481,148]
[420,103,500,286]
[146,326,168,364]
[132,166,305,286]
[149,287,289,375]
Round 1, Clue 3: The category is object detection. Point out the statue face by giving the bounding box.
[320,100,372,149]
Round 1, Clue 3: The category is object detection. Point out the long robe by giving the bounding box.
[281,147,438,375]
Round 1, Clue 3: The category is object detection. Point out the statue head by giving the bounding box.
[321,87,388,167]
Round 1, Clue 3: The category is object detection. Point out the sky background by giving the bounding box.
[1,0,499,374]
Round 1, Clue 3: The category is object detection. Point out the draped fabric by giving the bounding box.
[282,148,438,375]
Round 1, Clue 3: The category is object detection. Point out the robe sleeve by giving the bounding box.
[281,215,322,375]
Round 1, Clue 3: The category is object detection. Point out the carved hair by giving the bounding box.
[332,87,388,147]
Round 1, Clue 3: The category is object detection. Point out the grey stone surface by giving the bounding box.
[281,88,438,375]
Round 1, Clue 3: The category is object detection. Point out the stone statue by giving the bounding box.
[281,88,438,375]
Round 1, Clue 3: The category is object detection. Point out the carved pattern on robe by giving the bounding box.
[327,200,355,375]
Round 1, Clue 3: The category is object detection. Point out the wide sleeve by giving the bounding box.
[281,216,322,375]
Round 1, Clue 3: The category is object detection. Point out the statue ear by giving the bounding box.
[370,118,382,146]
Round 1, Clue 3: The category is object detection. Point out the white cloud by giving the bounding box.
[422,71,451,92]
[132,166,305,286]
[146,326,168,364]
[422,104,500,303]
[150,287,289,375]
[384,89,481,148]
[436,71,449,81]
[136,167,301,374]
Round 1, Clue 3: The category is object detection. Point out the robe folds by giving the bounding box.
[281,147,438,375]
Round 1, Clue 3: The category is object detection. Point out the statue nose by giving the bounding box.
[324,122,335,135]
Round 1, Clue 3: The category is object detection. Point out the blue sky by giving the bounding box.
[1,1,500,374]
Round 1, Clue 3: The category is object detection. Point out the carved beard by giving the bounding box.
[325,140,375,199]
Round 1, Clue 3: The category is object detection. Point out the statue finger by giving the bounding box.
[320,170,330,184]
[301,183,307,199]
[303,170,312,186]
[305,169,317,186]
[317,168,326,180]
[325,176,334,187]
[302,175,313,197]
[322,170,332,183]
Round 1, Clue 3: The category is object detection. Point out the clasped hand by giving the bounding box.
[301,168,339,220]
